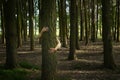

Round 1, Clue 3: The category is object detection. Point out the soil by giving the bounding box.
[0,40,120,80]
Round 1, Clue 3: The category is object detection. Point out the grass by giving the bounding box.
[19,61,41,70]
[0,68,28,80]
[0,62,41,80]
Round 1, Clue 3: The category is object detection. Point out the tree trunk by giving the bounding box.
[60,0,67,47]
[22,0,28,42]
[17,0,22,48]
[116,0,120,42]
[1,5,5,44]
[91,0,96,42]
[68,0,77,60]
[83,0,88,45]
[76,0,80,50]
[102,0,116,69]
[40,0,57,80]
[29,0,34,50]
[79,0,84,41]
[3,0,17,69]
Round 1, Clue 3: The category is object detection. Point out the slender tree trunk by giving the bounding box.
[3,0,17,69]
[116,0,120,42]
[91,0,96,42]
[58,0,68,47]
[40,0,57,80]
[1,5,5,44]
[76,0,80,50]
[83,0,88,45]
[68,0,77,60]
[22,0,28,42]
[17,0,22,48]
[29,0,34,50]
[102,0,116,69]
[79,0,84,41]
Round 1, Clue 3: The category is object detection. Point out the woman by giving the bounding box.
[37,27,61,53]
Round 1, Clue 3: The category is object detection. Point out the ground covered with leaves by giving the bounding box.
[0,41,120,80]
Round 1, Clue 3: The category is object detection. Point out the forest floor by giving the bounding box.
[0,40,120,80]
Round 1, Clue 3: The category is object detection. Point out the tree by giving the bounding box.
[91,0,96,42]
[75,0,80,50]
[3,0,17,69]
[40,0,57,80]
[1,4,5,44]
[22,0,28,42]
[29,0,34,50]
[79,0,84,41]
[17,0,22,48]
[68,0,77,60]
[116,0,120,42]
[102,0,116,69]
[83,0,89,45]
[58,0,68,47]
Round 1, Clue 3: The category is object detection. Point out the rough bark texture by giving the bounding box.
[102,0,116,69]
[68,0,77,60]
[4,0,17,69]
[40,0,57,80]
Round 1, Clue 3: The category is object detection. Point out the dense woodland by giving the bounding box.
[0,0,120,80]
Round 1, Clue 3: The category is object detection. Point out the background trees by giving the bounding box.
[0,0,120,79]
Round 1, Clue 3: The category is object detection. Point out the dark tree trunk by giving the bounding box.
[116,0,120,42]
[40,0,57,80]
[91,0,96,42]
[68,0,77,60]
[1,5,5,44]
[58,0,68,47]
[102,0,116,69]
[83,0,88,45]
[79,0,84,41]
[76,0,80,50]
[17,0,22,48]
[3,0,17,69]
[29,0,34,50]
[22,0,28,42]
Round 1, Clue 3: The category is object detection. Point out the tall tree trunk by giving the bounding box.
[59,0,67,47]
[116,0,120,42]
[68,0,77,60]
[79,0,84,41]
[40,0,57,80]
[91,0,96,42]
[1,4,5,44]
[83,0,88,45]
[102,0,116,69]
[3,0,17,69]
[17,0,22,48]
[22,0,28,42]
[29,0,34,50]
[76,0,80,50]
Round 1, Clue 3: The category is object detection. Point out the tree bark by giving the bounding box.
[102,0,116,69]
[29,0,34,50]
[68,0,77,60]
[3,0,17,69]
[40,0,57,80]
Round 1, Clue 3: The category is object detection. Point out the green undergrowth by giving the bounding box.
[19,61,41,70]
[0,68,28,80]
[0,61,41,80]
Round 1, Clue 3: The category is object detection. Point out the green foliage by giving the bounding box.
[19,61,41,70]
[0,68,28,80]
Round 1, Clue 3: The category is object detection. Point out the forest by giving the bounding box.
[0,0,120,80]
